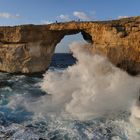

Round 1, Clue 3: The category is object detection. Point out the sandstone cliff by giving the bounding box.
[0,16,140,75]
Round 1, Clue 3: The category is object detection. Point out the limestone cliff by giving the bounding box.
[0,16,140,75]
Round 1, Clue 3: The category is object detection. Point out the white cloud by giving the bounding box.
[57,11,95,22]
[41,20,53,24]
[0,12,20,19]
[118,16,129,19]
[58,14,70,21]
[73,11,89,20]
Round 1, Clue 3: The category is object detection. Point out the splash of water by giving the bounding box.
[40,42,140,120]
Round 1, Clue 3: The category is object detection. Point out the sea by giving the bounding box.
[0,42,140,140]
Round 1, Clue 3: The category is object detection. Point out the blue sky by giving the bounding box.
[0,0,140,52]
[0,0,140,25]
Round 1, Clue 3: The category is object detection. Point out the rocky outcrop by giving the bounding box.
[0,16,140,75]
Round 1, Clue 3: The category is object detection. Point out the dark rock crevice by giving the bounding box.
[81,31,93,43]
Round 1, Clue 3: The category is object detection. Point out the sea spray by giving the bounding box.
[40,42,140,120]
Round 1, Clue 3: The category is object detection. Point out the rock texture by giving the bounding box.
[0,16,140,74]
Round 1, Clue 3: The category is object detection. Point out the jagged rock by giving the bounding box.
[0,16,140,75]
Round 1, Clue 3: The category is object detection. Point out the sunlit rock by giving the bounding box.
[0,16,140,74]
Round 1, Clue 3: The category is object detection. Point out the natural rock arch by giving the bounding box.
[0,16,140,74]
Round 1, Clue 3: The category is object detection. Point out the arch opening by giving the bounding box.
[55,31,92,53]
[50,32,92,68]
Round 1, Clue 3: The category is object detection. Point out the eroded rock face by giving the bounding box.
[0,16,140,74]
